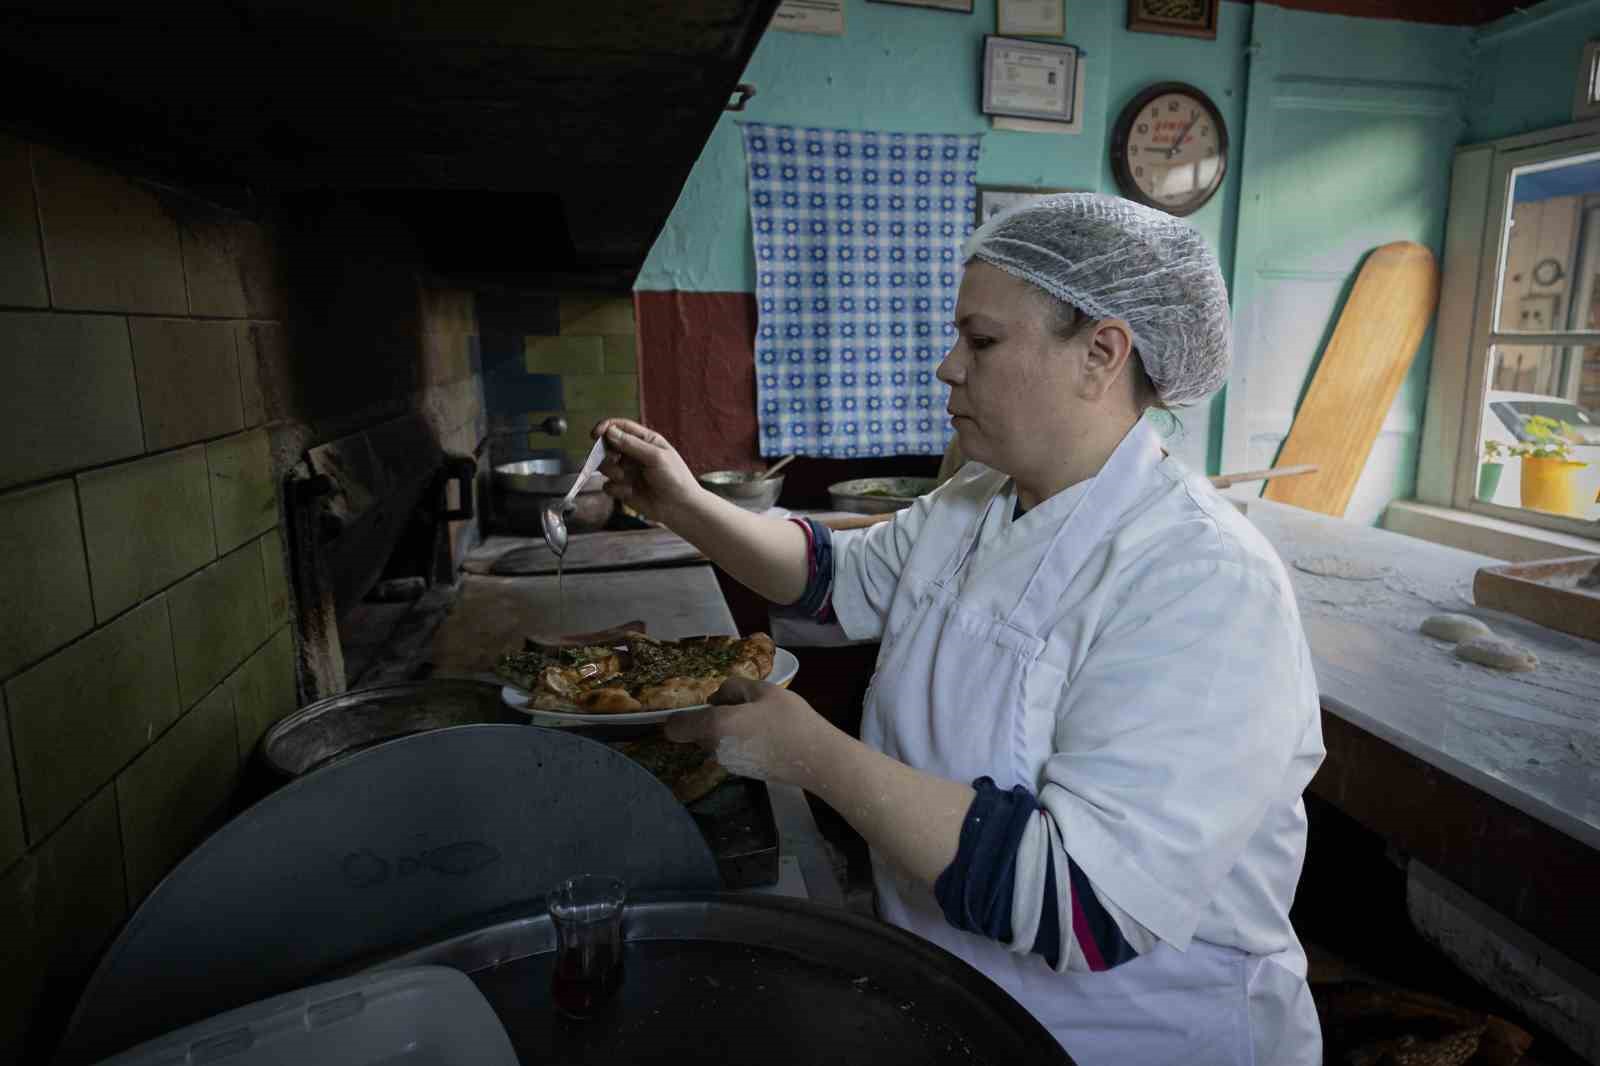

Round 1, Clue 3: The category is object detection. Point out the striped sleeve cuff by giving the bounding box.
[934,777,1142,972]
[775,516,836,624]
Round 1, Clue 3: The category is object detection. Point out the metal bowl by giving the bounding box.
[259,679,525,777]
[699,470,783,512]
[828,477,939,515]
[493,457,615,535]
[493,457,605,497]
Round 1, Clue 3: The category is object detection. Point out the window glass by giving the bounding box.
[1495,153,1600,334]
[1477,345,1600,519]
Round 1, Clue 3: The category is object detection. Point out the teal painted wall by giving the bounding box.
[1469,0,1600,143]
[1222,4,1470,521]
[637,0,1252,294]
[636,1,1475,494]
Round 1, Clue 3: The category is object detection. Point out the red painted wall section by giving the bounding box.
[635,290,761,474]
[633,289,941,508]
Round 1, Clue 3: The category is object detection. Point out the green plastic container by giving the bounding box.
[1476,462,1505,501]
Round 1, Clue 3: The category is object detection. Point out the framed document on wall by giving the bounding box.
[981,36,1079,124]
[997,0,1065,37]
[1126,0,1218,40]
[869,0,974,12]
[975,185,1079,226]
[773,0,846,34]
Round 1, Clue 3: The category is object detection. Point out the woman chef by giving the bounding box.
[595,194,1325,1065]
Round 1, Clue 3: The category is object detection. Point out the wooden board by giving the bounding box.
[1473,555,1600,643]
[1263,241,1441,516]
[428,566,737,676]
[463,527,706,576]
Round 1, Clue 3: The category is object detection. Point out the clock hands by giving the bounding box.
[1166,112,1202,160]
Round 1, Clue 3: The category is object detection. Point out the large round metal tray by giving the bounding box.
[259,679,526,776]
[359,892,1071,1065]
[828,476,940,515]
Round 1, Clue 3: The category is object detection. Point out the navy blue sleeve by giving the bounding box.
[774,517,836,622]
[934,777,1139,971]
[934,777,1063,967]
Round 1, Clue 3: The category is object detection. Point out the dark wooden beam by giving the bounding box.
[1250,0,1530,26]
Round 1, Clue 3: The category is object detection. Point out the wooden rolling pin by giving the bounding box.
[820,464,1318,531]
[1209,463,1318,489]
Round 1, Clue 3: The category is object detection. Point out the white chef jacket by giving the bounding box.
[828,441,1325,1065]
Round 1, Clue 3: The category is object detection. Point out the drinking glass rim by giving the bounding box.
[548,874,628,915]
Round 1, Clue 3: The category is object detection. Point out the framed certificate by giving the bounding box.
[997,0,1065,37]
[975,185,1080,227]
[869,0,974,11]
[981,36,1079,123]
[1126,0,1217,39]
[772,0,846,35]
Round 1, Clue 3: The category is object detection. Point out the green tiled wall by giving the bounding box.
[522,293,640,467]
[0,138,299,1061]
[77,447,217,621]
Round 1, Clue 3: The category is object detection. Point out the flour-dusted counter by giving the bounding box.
[1242,497,1600,976]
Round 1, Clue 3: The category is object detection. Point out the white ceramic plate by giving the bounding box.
[502,646,799,726]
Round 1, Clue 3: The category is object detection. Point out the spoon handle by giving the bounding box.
[763,454,797,480]
[561,436,609,510]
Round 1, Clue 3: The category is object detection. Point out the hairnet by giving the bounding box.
[961,193,1231,406]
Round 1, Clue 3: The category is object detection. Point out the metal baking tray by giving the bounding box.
[358,893,1071,1065]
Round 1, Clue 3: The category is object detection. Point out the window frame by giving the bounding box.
[1574,40,1600,123]
[1421,118,1600,542]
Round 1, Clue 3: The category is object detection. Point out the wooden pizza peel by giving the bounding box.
[1262,241,1440,517]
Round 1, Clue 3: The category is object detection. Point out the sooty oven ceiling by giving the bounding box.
[0,0,781,285]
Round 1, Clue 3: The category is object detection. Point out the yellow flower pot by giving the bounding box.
[1519,456,1588,516]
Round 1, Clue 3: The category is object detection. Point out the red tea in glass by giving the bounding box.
[547,875,627,1019]
[552,940,623,1017]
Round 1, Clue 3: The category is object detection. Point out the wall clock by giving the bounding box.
[1109,81,1227,217]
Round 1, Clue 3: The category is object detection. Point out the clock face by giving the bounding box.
[1111,84,1227,216]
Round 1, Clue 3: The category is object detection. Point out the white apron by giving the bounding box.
[859,422,1298,1066]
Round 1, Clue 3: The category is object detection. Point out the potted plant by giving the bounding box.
[1513,415,1588,515]
[1477,439,1509,501]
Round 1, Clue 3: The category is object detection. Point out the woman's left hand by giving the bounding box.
[663,678,831,789]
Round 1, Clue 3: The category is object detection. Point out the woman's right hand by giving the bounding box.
[593,418,703,525]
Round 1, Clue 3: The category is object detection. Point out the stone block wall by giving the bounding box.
[0,135,487,1062]
[0,135,296,1061]
[478,288,638,467]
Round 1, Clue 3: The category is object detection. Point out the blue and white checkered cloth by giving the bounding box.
[742,123,981,457]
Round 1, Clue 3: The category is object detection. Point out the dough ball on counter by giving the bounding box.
[1293,554,1389,581]
[1454,636,1538,673]
[1419,613,1492,643]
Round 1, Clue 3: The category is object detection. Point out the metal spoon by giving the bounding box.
[541,436,609,558]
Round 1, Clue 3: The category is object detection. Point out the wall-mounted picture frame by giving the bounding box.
[772,0,846,35]
[981,36,1079,124]
[997,0,1065,38]
[975,184,1081,226]
[868,0,974,13]
[1126,0,1217,40]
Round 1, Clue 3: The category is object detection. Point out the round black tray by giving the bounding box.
[363,892,1072,1065]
